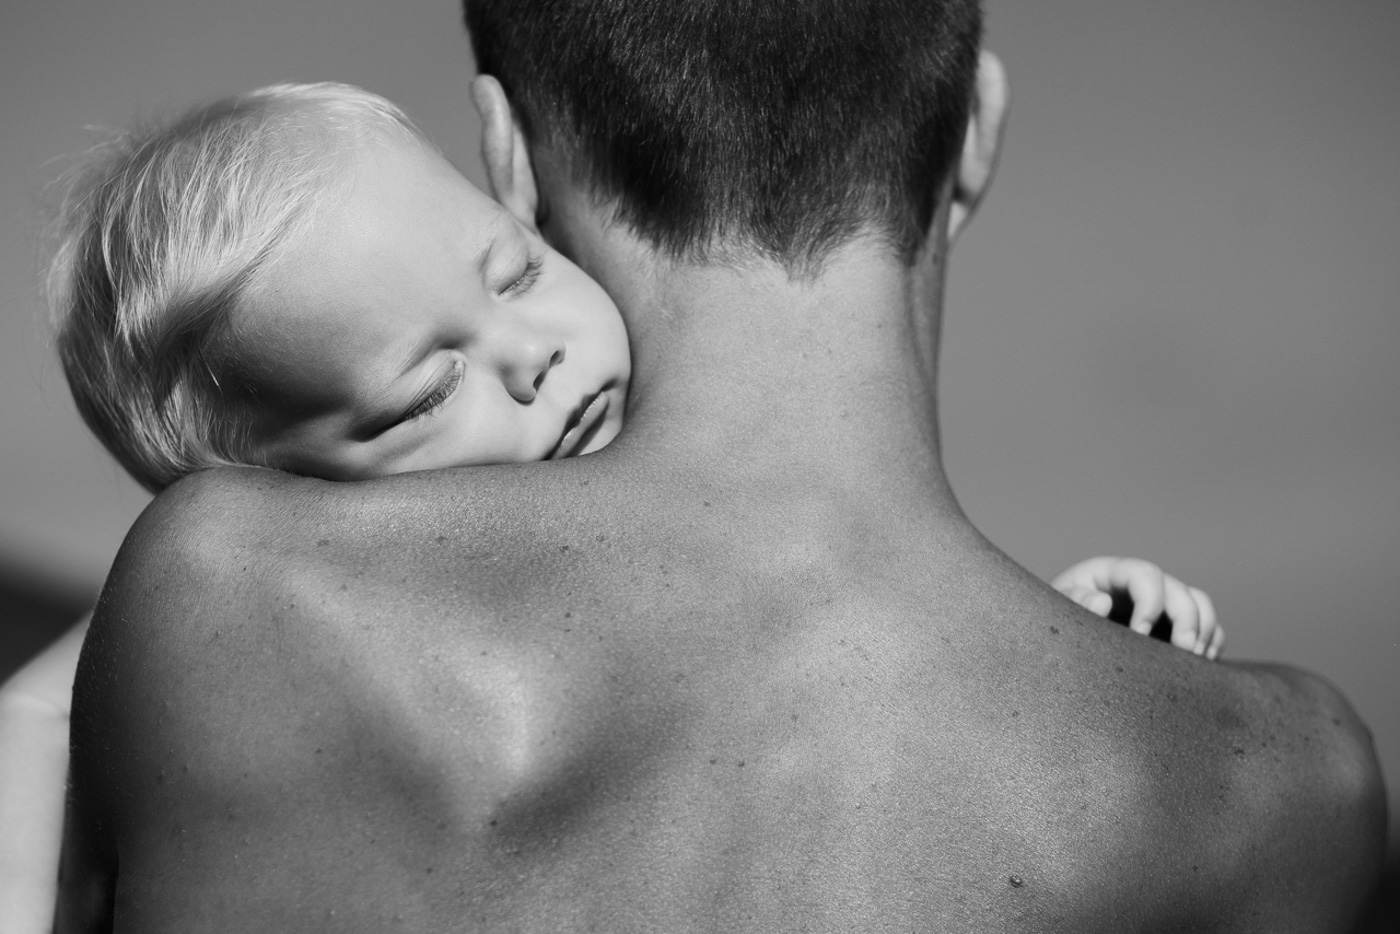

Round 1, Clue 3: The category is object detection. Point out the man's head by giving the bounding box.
[464,0,983,274]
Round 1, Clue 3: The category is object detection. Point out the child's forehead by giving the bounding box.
[345,136,514,246]
[239,138,528,346]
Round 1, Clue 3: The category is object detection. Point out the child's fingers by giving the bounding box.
[1203,597,1226,660]
[1058,584,1113,618]
[1050,556,1118,595]
[1188,585,1218,656]
[1205,626,1225,660]
[1052,556,1164,632]
[1161,575,1201,653]
[1053,557,1222,657]
[1104,558,1166,636]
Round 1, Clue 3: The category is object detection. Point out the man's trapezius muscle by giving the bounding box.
[61,2,1385,930]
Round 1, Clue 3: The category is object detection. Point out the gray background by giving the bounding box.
[2,0,1396,843]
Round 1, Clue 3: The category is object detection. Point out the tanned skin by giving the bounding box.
[60,58,1384,933]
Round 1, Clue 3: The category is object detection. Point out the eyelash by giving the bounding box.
[403,357,464,423]
[502,255,544,296]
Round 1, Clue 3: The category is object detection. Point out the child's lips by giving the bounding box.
[548,390,609,459]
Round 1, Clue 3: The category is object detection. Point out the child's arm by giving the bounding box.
[0,617,88,934]
[1052,557,1223,659]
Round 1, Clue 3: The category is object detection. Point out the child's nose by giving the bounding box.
[492,324,565,402]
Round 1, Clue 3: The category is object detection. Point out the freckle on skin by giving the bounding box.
[1049,625,1059,635]
[1008,875,1023,888]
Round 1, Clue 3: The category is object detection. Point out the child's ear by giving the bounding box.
[472,75,542,230]
[948,50,1009,243]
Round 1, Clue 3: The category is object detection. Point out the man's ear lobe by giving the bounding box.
[472,75,541,230]
[948,50,1009,243]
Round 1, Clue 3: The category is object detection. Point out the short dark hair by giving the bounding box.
[465,0,981,272]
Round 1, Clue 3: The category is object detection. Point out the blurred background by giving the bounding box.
[2,0,1396,900]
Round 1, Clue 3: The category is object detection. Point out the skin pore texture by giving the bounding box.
[58,57,1384,934]
[235,135,630,479]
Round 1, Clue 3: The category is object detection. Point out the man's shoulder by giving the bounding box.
[76,467,484,793]
[95,463,563,628]
[1163,659,1385,929]
[67,464,675,927]
[75,471,343,765]
[98,467,337,612]
[920,571,1385,930]
[1177,657,1383,816]
[1067,630,1385,838]
[75,460,649,799]
[84,467,353,702]
[1028,635,1387,929]
[1213,660,1387,852]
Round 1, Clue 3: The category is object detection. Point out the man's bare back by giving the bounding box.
[66,438,1382,932]
[59,3,1385,930]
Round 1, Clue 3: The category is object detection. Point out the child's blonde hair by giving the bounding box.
[49,82,431,492]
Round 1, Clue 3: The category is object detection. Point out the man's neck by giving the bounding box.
[563,223,957,509]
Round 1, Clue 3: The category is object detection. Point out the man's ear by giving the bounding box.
[472,75,541,230]
[948,50,1009,243]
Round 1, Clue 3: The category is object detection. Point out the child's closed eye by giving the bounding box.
[500,254,543,297]
[402,357,465,423]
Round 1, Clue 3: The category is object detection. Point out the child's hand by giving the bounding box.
[1052,557,1224,659]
